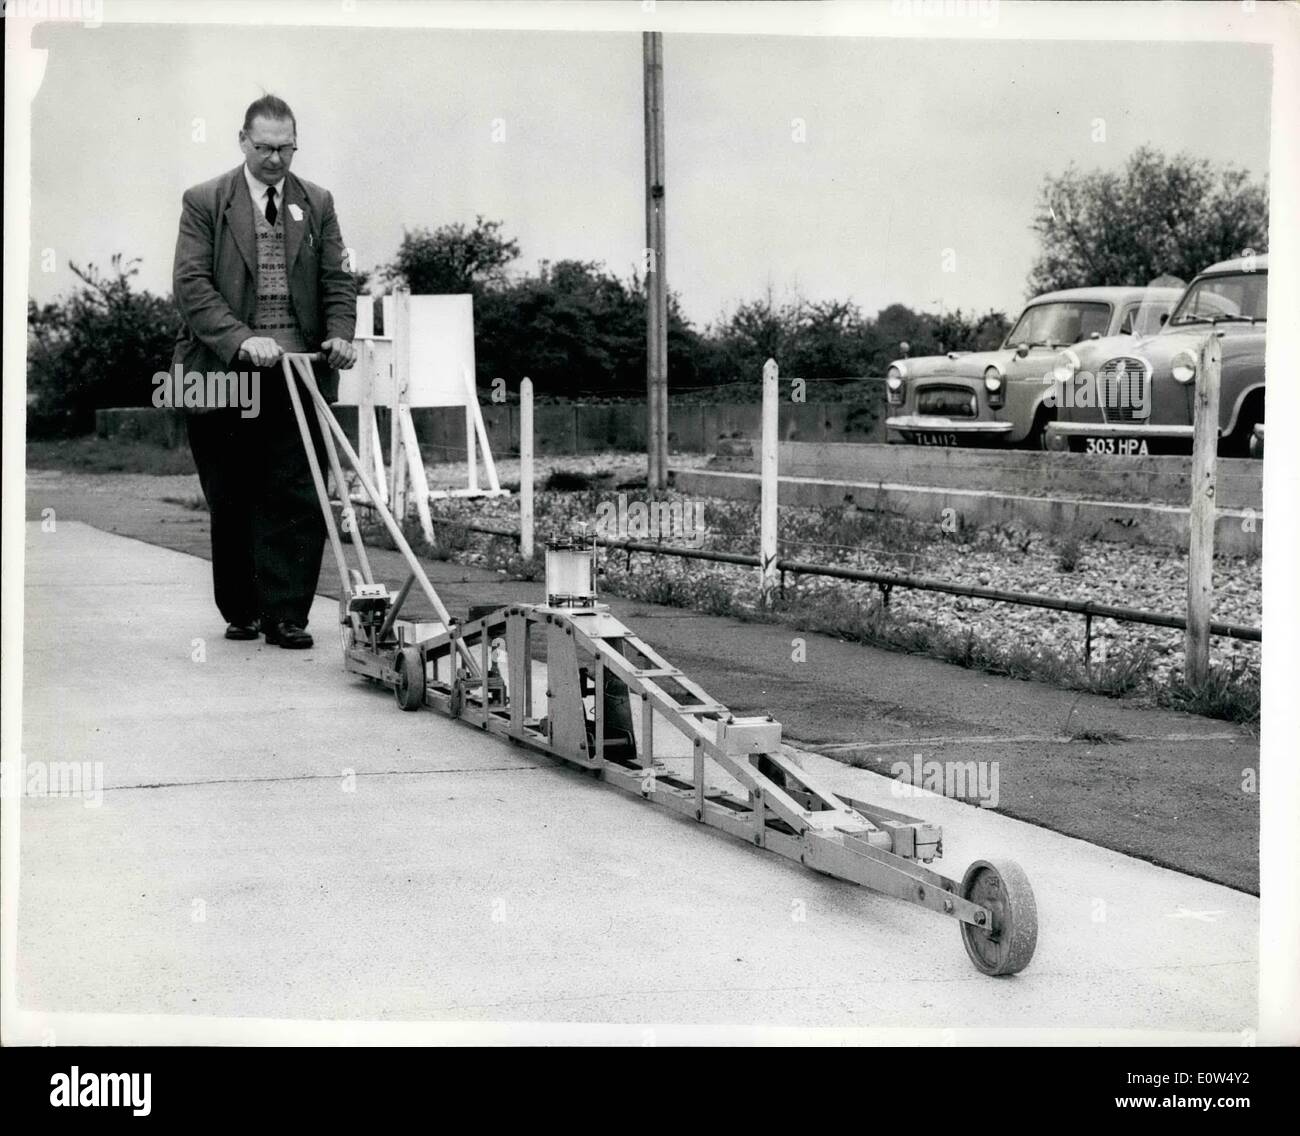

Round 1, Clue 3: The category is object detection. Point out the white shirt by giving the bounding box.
[243,164,286,219]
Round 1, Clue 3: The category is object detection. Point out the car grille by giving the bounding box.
[916,386,977,417]
[1099,357,1147,423]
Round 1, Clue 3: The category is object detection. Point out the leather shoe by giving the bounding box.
[225,620,261,641]
[265,620,313,649]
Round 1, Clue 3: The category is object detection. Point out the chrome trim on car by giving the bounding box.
[1097,356,1150,424]
[886,415,1014,433]
[1049,422,1198,438]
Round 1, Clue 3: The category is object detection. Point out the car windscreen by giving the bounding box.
[1004,302,1110,348]
[1168,272,1269,326]
[1126,301,1176,336]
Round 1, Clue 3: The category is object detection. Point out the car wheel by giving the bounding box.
[1221,399,1263,459]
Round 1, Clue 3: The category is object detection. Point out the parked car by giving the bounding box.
[1045,255,1266,457]
[884,286,1181,448]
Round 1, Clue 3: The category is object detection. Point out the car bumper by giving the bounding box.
[886,415,1014,434]
[1047,422,1202,439]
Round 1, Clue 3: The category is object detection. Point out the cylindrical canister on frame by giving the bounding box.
[545,527,598,607]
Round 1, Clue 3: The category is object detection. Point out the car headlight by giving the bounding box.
[984,365,1005,408]
[1053,349,1080,384]
[886,364,906,404]
[1171,350,1197,384]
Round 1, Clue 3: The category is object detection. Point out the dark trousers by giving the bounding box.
[186,373,331,628]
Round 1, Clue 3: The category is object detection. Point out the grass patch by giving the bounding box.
[429,518,473,562]
[28,435,196,476]
[612,567,739,615]
[1083,643,1153,697]
[1057,532,1084,573]
[1068,729,1128,744]
[1160,663,1261,726]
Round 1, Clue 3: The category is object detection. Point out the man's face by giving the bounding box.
[239,115,296,185]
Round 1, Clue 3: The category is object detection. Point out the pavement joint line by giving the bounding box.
[813,732,1244,752]
[88,766,543,794]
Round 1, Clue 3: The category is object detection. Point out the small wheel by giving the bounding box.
[394,646,425,711]
[958,858,1038,976]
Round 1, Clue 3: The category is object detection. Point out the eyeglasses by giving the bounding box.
[249,143,298,159]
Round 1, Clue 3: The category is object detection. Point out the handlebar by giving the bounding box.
[237,349,326,364]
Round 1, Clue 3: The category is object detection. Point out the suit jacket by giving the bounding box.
[171,164,356,406]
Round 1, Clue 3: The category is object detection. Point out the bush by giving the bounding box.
[27,256,180,437]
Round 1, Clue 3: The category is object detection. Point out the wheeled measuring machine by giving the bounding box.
[279,352,1039,977]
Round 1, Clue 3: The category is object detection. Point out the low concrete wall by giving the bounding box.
[779,441,1263,510]
[96,393,891,457]
[671,467,1262,556]
[94,407,189,448]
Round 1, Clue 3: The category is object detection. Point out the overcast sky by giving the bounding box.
[26,19,1270,329]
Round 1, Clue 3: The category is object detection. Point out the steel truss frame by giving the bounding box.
[279,353,1038,977]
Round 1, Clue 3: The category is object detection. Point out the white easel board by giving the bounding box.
[335,294,475,409]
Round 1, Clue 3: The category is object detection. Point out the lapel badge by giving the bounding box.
[288,203,304,222]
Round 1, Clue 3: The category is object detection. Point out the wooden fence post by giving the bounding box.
[520,377,534,561]
[760,358,779,606]
[1185,333,1221,686]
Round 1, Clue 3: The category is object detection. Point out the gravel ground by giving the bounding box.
[422,457,1261,696]
[423,450,713,491]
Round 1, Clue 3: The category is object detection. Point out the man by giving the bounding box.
[172,95,357,648]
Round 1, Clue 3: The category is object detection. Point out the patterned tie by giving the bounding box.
[265,185,278,227]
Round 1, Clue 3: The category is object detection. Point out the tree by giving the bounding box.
[382,215,520,295]
[477,259,642,395]
[933,308,1011,354]
[1027,147,1269,294]
[701,287,802,384]
[787,300,868,377]
[27,255,180,436]
[873,302,935,359]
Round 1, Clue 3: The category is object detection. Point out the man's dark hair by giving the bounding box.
[242,95,296,135]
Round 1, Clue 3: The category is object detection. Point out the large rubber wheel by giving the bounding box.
[393,646,425,711]
[959,858,1038,976]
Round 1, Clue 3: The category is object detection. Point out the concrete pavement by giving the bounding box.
[8,521,1257,1040]
[25,469,1260,892]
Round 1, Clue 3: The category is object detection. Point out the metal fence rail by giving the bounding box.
[426,517,1262,645]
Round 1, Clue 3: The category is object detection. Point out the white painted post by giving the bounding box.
[390,288,411,523]
[355,294,374,338]
[465,398,479,494]
[354,298,374,463]
[760,358,779,607]
[520,377,534,561]
[398,406,436,546]
[1185,333,1221,686]
[463,365,500,492]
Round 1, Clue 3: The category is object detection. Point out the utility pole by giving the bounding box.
[643,31,668,489]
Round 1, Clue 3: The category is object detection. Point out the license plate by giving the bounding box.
[911,432,957,446]
[1085,436,1148,456]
